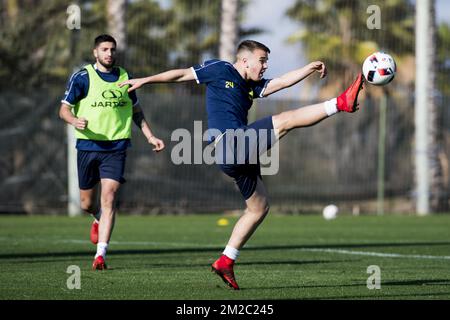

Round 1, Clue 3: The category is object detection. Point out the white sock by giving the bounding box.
[95,242,108,258]
[324,98,338,116]
[223,245,240,260]
[93,208,102,222]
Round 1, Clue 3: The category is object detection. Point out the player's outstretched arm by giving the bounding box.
[119,68,196,93]
[263,61,327,97]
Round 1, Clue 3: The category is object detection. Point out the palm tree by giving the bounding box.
[286,0,448,213]
[437,23,450,96]
[0,0,72,90]
[165,0,259,67]
[107,0,127,63]
[164,0,222,67]
[0,0,173,89]
[286,0,415,96]
[219,0,239,62]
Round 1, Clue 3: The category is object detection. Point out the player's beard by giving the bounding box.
[98,57,115,69]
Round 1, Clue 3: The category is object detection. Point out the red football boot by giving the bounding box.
[90,220,99,245]
[337,73,364,113]
[211,255,240,290]
[92,256,107,270]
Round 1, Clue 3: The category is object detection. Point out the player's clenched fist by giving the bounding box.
[148,136,165,152]
[72,117,88,130]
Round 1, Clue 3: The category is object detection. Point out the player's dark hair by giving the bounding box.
[237,40,271,54]
[94,34,117,48]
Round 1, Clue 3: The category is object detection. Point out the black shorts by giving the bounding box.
[77,149,127,190]
[216,116,275,200]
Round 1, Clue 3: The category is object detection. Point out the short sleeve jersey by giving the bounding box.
[191,59,271,136]
[61,65,139,151]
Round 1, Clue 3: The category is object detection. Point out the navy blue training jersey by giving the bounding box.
[192,59,271,138]
[61,65,139,151]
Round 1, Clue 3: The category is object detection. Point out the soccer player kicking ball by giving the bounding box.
[59,34,165,270]
[119,40,364,289]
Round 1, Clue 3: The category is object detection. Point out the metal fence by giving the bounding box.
[1,88,448,214]
[1,0,449,214]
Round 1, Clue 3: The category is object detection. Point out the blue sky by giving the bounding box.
[243,0,450,80]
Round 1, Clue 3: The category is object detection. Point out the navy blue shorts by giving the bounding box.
[217,116,275,200]
[77,150,127,190]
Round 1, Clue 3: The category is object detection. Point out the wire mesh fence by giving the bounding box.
[0,0,449,214]
[2,89,448,214]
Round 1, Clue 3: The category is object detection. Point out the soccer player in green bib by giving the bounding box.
[59,35,165,270]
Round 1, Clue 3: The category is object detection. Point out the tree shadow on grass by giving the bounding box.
[303,291,450,300]
[1,241,449,260]
[299,278,450,289]
[244,279,450,296]
[106,259,353,270]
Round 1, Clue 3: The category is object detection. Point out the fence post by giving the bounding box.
[67,125,81,216]
[377,91,387,215]
[415,0,431,215]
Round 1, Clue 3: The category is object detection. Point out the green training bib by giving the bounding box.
[74,64,133,141]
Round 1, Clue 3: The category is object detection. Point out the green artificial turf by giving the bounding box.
[1,214,449,300]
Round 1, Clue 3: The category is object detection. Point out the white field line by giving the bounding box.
[299,248,450,261]
[59,239,450,261]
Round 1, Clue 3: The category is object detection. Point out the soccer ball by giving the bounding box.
[322,204,338,220]
[362,52,396,86]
